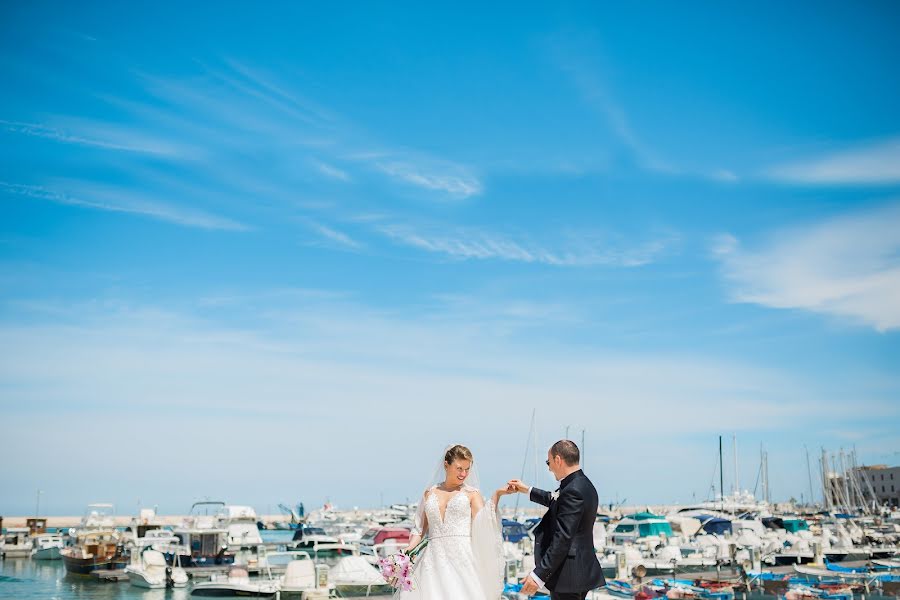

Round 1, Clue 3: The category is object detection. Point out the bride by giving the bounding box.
[400,444,511,600]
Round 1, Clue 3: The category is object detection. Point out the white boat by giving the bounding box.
[126,549,170,589]
[172,501,232,567]
[218,505,266,569]
[274,551,332,599]
[330,554,392,596]
[31,533,63,560]
[609,512,674,545]
[190,565,279,598]
[0,528,33,558]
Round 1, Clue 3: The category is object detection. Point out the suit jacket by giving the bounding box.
[530,470,606,593]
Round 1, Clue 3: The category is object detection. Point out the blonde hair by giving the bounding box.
[444,444,473,464]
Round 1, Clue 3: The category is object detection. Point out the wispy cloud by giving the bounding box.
[766,137,900,185]
[548,36,739,183]
[0,118,188,156]
[1,181,249,231]
[556,58,677,175]
[713,202,900,331]
[378,223,675,267]
[300,218,362,250]
[311,159,351,182]
[372,160,482,198]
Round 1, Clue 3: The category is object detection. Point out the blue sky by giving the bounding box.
[1,2,899,516]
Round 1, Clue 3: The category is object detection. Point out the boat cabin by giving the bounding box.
[27,518,47,535]
[359,526,411,547]
[611,512,674,544]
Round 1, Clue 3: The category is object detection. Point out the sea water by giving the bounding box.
[0,530,391,599]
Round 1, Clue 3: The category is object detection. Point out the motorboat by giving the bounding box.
[125,549,170,588]
[125,548,187,588]
[31,533,64,560]
[330,554,392,596]
[272,551,332,599]
[190,565,279,598]
[610,512,674,545]
[170,501,233,568]
[72,503,117,533]
[0,528,33,558]
[218,504,267,569]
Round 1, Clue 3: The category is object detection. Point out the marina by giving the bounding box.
[2,467,899,600]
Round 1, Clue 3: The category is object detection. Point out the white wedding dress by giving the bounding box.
[400,486,503,600]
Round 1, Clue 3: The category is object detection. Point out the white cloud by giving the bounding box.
[0,118,190,157]
[301,219,361,250]
[1,296,896,512]
[767,138,900,185]
[378,223,674,267]
[713,203,900,331]
[311,160,351,182]
[374,160,482,198]
[0,181,249,231]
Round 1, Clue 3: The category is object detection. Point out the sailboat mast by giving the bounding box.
[805,445,814,507]
[581,429,585,470]
[719,435,724,511]
[516,408,536,516]
[733,433,739,497]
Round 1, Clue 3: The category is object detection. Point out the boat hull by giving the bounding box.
[32,546,62,560]
[190,582,278,597]
[334,583,393,596]
[126,569,166,589]
[63,554,128,575]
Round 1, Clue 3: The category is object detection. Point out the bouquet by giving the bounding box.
[378,538,428,593]
[378,552,414,592]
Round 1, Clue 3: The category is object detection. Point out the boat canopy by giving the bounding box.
[695,515,733,536]
[782,518,809,532]
[626,511,665,521]
[615,513,673,538]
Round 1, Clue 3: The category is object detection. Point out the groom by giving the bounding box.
[508,440,605,600]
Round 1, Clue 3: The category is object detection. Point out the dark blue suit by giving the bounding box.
[530,470,606,599]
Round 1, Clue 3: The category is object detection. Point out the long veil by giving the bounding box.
[412,444,504,599]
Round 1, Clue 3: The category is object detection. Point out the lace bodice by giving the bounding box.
[424,490,471,538]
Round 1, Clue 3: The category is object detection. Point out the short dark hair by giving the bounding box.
[550,440,580,466]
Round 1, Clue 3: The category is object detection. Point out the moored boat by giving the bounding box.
[31,533,64,560]
[190,565,279,598]
[61,530,128,575]
[0,528,33,558]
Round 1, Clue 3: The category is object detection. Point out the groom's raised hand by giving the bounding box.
[507,479,529,494]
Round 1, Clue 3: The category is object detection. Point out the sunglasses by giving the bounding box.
[545,460,550,466]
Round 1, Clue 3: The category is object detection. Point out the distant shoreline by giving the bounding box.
[0,514,292,528]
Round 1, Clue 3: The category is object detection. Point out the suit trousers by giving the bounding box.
[551,592,588,600]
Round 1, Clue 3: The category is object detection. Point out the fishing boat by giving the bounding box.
[61,529,128,575]
[31,533,64,560]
